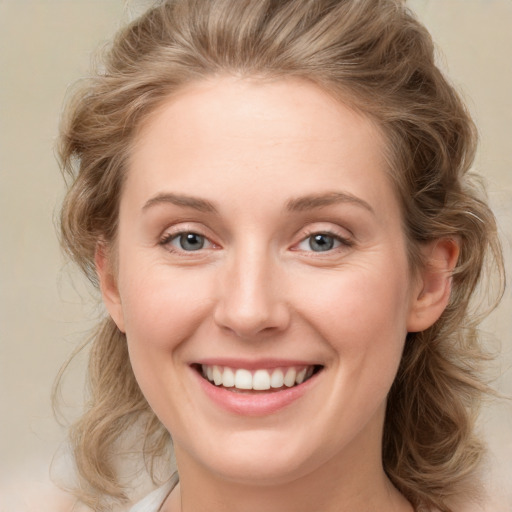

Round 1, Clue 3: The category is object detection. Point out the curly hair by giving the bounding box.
[57,1,504,510]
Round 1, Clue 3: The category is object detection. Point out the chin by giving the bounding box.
[207,455,317,487]
[179,427,332,488]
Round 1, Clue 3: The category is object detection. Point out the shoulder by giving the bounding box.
[129,474,179,512]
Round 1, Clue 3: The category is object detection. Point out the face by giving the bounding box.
[99,77,440,487]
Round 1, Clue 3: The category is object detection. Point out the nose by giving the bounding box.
[213,244,290,339]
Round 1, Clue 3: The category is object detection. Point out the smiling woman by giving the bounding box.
[56,1,504,512]
[101,79,425,492]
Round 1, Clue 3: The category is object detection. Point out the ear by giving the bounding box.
[407,238,460,333]
[95,243,126,333]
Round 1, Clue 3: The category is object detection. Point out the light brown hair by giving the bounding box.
[57,1,504,511]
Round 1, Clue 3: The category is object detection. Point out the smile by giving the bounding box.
[191,362,323,415]
[199,364,319,391]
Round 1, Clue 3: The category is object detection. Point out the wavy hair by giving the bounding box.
[57,0,504,510]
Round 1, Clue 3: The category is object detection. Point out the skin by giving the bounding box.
[97,76,458,512]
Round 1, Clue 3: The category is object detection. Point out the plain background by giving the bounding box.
[1,1,511,510]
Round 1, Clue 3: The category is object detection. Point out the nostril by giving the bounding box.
[213,303,291,340]
[212,271,291,338]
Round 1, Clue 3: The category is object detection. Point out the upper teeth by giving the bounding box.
[202,365,315,390]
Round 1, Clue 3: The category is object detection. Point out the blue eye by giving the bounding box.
[168,232,207,251]
[297,233,344,252]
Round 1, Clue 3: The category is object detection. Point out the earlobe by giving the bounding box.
[95,243,126,333]
[407,238,460,333]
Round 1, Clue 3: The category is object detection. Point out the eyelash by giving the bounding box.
[294,229,354,254]
[159,230,214,253]
[159,227,353,255]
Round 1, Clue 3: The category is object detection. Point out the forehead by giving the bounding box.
[133,76,385,157]
[125,76,398,222]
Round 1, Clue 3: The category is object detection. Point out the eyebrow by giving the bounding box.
[286,192,375,214]
[142,193,218,213]
[142,191,374,215]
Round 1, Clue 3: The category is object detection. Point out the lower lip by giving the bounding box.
[193,369,319,416]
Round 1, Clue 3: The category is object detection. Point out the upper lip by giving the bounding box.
[192,358,322,370]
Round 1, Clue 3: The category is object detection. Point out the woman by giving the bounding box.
[57,1,504,511]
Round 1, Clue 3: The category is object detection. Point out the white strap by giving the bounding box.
[129,474,178,512]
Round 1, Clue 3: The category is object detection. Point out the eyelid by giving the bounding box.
[157,222,353,254]
[291,225,354,253]
[295,234,341,252]
[161,232,214,249]
[300,222,352,240]
[158,223,219,252]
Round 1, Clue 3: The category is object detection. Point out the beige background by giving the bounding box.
[1,1,511,510]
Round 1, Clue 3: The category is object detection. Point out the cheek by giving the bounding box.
[118,260,216,358]
[295,264,411,339]
[117,263,217,418]
[292,262,412,396]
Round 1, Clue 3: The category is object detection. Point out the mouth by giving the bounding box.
[193,364,323,393]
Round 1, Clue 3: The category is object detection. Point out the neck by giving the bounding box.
[168,466,412,512]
